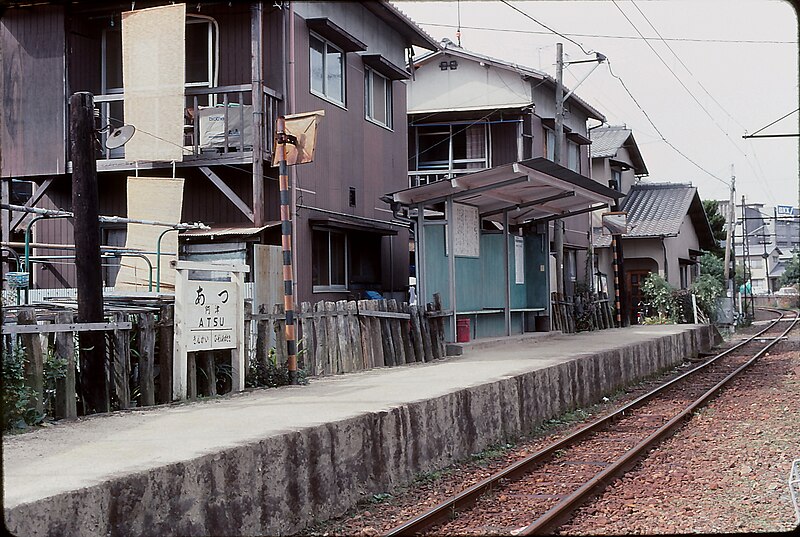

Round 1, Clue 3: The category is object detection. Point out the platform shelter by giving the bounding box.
[385,157,623,341]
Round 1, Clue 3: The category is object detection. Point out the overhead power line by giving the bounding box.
[605,60,730,187]
[499,0,593,56]
[630,0,748,132]
[416,22,796,45]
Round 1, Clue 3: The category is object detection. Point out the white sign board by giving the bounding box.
[514,236,525,284]
[172,260,248,401]
[453,203,480,257]
[185,280,238,351]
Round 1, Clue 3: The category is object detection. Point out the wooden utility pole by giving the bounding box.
[70,92,109,413]
[722,165,735,298]
[553,42,565,296]
[251,3,265,227]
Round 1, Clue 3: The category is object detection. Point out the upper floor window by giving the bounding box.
[365,67,392,129]
[544,128,554,162]
[415,123,488,171]
[567,140,581,173]
[101,15,218,94]
[310,33,345,106]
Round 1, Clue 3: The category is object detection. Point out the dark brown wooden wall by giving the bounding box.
[1,6,67,177]
[490,121,521,167]
[289,11,411,302]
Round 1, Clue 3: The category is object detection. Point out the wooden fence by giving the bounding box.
[550,292,615,334]
[2,293,450,422]
[248,295,449,376]
[2,301,176,420]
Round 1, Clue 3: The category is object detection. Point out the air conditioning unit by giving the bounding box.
[197,104,253,151]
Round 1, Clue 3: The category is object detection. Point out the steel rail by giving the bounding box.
[385,309,793,536]
[521,309,798,534]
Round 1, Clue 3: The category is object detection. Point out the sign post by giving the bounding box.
[172,260,249,400]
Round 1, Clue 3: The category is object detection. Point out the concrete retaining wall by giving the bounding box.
[5,325,716,537]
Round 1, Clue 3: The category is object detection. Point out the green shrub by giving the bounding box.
[245,346,308,388]
[691,273,725,317]
[2,346,39,430]
[641,273,677,322]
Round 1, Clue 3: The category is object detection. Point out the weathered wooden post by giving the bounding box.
[54,311,77,419]
[137,312,156,406]
[70,92,108,414]
[17,308,44,417]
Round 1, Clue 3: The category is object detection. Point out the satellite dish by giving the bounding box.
[104,125,136,149]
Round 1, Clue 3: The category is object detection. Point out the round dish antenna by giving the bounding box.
[104,125,136,149]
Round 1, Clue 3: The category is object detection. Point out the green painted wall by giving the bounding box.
[422,225,549,339]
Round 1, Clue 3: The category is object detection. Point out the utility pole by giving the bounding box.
[722,165,735,300]
[70,92,109,413]
[741,195,754,321]
[554,42,565,296]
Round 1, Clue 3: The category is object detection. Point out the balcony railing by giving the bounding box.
[408,168,488,188]
[84,84,281,169]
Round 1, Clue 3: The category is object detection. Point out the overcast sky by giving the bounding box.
[393,0,799,209]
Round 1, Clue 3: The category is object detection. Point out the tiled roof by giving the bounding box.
[594,183,713,248]
[590,126,631,159]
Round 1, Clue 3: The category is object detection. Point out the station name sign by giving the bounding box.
[185,280,238,351]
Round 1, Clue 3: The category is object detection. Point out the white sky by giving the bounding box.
[393,0,799,209]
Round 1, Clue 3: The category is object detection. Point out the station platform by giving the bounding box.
[3,324,717,536]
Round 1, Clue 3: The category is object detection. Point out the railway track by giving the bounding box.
[386,309,799,536]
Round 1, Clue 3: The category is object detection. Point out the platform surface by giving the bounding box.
[3,324,701,510]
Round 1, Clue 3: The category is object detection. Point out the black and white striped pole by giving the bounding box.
[276,116,299,384]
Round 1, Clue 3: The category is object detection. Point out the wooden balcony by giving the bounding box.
[67,84,282,173]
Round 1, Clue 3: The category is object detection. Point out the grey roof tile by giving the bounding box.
[590,127,632,158]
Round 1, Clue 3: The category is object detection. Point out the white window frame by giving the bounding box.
[567,140,581,173]
[365,67,392,129]
[309,32,346,107]
[415,123,489,171]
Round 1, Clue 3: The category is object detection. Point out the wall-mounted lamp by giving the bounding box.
[439,61,448,71]
[439,59,459,71]
[449,60,458,70]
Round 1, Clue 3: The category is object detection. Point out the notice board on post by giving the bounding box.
[453,202,480,258]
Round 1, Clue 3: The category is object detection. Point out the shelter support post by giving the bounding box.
[446,197,457,343]
[503,210,511,336]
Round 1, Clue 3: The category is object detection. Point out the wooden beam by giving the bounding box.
[1,321,132,335]
[198,166,255,222]
[10,177,54,231]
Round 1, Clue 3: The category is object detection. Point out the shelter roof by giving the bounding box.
[385,157,622,227]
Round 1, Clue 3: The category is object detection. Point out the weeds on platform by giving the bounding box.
[245,346,308,388]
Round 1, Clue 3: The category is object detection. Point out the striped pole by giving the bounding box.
[611,234,622,327]
[277,116,298,384]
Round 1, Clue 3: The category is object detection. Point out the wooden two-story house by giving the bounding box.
[406,41,607,298]
[1,1,436,305]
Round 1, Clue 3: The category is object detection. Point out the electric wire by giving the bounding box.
[611,0,743,150]
[605,59,729,187]
[499,0,593,56]
[630,0,748,132]
[748,108,800,136]
[414,22,796,45]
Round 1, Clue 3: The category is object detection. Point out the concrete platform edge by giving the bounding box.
[4,325,715,537]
